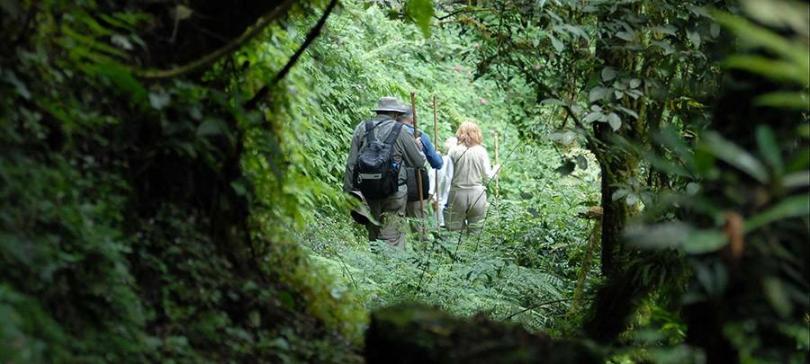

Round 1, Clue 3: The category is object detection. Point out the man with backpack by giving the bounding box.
[343,97,426,247]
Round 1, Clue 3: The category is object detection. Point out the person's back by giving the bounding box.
[448,144,491,191]
[344,97,425,247]
[444,121,498,232]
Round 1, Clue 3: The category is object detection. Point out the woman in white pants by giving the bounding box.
[444,121,499,232]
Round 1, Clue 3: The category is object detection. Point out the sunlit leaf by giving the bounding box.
[405,0,434,37]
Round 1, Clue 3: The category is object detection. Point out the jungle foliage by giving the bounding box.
[1,0,808,362]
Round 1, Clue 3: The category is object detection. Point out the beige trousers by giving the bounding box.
[444,188,487,233]
[366,185,407,248]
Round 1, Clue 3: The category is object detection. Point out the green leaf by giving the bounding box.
[625,223,728,254]
[588,87,610,102]
[583,112,604,123]
[755,91,810,109]
[612,189,629,201]
[683,229,727,254]
[715,12,810,86]
[686,182,701,195]
[616,106,639,119]
[763,277,792,318]
[756,125,783,174]
[405,0,434,37]
[148,91,171,110]
[626,193,639,206]
[702,132,769,183]
[540,98,566,106]
[601,67,617,82]
[782,171,810,189]
[197,118,226,137]
[93,62,147,101]
[607,112,621,131]
[744,194,810,233]
[615,30,635,42]
[724,55,807,85]
[550,35,564,52]
[687,30,701,48]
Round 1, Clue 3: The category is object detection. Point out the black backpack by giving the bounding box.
[406,167,430,201]
[353,119,404,199]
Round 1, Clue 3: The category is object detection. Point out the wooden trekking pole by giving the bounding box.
[432,95,440,231]
[411,92,426,239]
[494,131,500,200]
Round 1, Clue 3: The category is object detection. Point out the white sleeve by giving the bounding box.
[440,156,453,204]
[482,148,493,183]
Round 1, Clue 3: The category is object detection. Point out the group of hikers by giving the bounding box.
[343,96,500,247]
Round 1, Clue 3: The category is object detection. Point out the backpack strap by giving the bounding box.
[364,120,377,145]
[384,121,403,146]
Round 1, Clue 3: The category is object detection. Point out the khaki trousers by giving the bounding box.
[444,188,487,233]
[366,184,407,248]
[405,199,429,236]
[405,200,429,218]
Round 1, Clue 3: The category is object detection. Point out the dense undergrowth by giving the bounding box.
[2,0,808,362]
[245,0,604,336]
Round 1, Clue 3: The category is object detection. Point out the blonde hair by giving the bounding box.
[455,121,483,147]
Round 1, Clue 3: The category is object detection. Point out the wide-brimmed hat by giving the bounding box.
[349,190,380,226]
[373,96,409,113]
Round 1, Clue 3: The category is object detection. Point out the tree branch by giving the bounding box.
[503,298,576,320]
[243,0,339,110]
[134,0,297,80]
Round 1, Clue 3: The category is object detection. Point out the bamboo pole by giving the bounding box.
[411,92,426,240]
[433,96,441,231]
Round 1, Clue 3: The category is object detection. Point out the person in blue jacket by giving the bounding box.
[398,111,443,227]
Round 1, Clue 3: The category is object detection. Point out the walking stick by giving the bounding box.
[433,95,440,231]
[411,92,426,240]
[494,131,500,200]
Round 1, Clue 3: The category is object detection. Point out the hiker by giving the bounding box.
[433,136,457,227]
[444,121,500,233]
[398,110,443,224]
[343,97,427,247]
